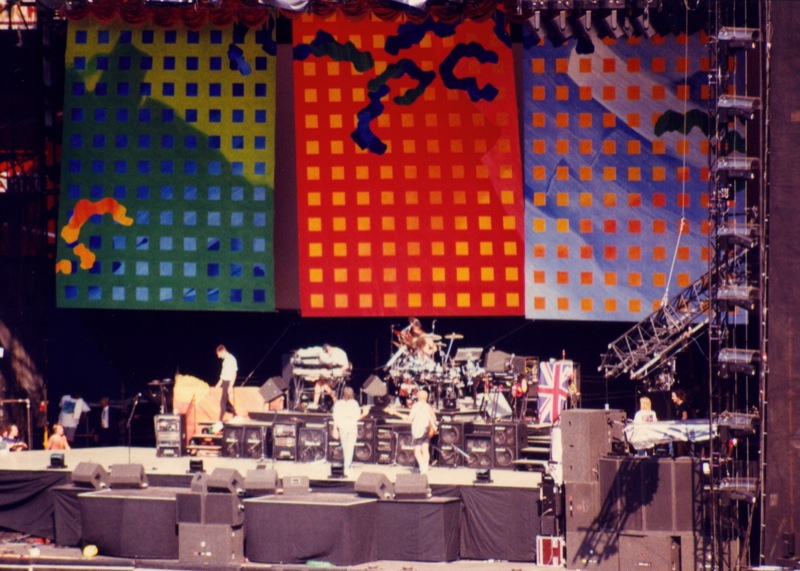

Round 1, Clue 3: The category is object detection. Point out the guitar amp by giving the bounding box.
[272,421,301,461]
[155,414,186,457]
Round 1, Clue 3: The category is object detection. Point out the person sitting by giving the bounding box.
[1,424,27,451]
[47,423,71,450]
[312,343,349,410]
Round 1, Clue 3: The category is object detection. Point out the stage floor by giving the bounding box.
[3,446,543,489]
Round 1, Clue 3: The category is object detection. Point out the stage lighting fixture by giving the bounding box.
[48,453,66,469]
[713,156,760,181]
[718,27,760,50]
[547,0,572,8]
[257,0,310,10]
[595,10,625,39]
[545,12,569,47]
[474,468,493,484]
[329,462,345,479]
[188,459,204,473]
[717,223,759,250]
[631,12,656,39]
[718,284,759,311]
[517,0,546,14]
[717,95,761,122]
[717,348,761,377]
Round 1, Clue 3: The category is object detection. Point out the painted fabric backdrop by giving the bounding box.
[57,20,277,311]
[293,14,525,317]
[523,30,709,321]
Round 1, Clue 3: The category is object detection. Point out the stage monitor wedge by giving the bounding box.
[72,462,109,489]
[109,463,148,489]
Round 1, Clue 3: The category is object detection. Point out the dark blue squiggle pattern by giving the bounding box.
[293,30,374,73]
[492,11,512,48]
[257,19,277,57]
[351,84,390,155]
[227,45,252,76]
[385,19,457,55]
[367,59,436,106]
[439,42,499,102]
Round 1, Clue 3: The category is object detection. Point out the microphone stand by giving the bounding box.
[126,393,140,464]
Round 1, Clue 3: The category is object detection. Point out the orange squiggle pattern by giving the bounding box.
[56,198,134,274]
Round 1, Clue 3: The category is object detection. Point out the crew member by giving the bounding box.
[331,387,368,475]
[313,343,349,409]
[216,344,239,421]
[58,391,91,444]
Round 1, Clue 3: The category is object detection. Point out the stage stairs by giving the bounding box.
[512,424,552,472]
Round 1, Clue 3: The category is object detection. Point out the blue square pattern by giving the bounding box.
[164,56,176,70]
[184,237,197,251]
[231,238,243,252]
[253,238,266,252]
[94,109,106,122]
[207,288,220,302]
[208,186,221,200]
[112,287,125,301]
[160,236,173,250]
[208,212,221,227]
[160,262,173,276]
[183,288,196,302]
[112,261,125,274]
[186,109,197,123]
[184,161,198,175]
[136,236,149,250]
[230,289,242,303]
[185,135,197,148]
[207,264,220,277]
[93,134,105,147]
[137,185,150,199]
[231,187,244,201]
[89,235,102,249]
[119,57,131,71]
[210,57,222,71]
[140,83,152,97]
[233,162,244,175]
[88,286,102,301]
[88,261,101,274]
[184,262,197,277]
[161,161,173,175]
[207,237,220,250]
[161,186,174,200]
[116,109,129,122]
[160,288,173,302]
[90,184,103,199]
[70,134,82,148]
[116,134,128,148]
[230,263,243,278]
[136,211,150,225]
[113,186,126,199]
[184,212,197,227]
[136,287,149,301]
[95,83,107,96]
[68,184,80,198]
[112,236,126,250]
[136,261,149,276]
[71,81,85,96]
[254,290,266,303]
[184,186,198,200]
[160,211,173,225]
[231,212,244,227]
[254,264,266,277]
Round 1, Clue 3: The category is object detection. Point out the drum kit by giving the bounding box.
[383,318,487,408]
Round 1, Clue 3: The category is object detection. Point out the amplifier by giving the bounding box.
[242,424,270,459]
[375,425,395,464]
[154,414,186,457]
[394,429,415,467]
[222,425,243,459]
[465,434,493,468]
[178,523,243,565]
[297,426,328,462]
[272,421,300,461]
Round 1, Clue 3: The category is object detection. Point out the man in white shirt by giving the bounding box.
[58,392,91,443]
[216,345,239,421]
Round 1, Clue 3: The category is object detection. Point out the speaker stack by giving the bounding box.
[297,424,328,462]
[272,421,301,461]
[242,424,270,459]
[491,421,527,468]
[375,424,395,464]
[222,425,244,458]
[154,414,186,457]
[464,429,493,469]
[327,418,377,464]
[436,421,472,467]
[394,428,416,467]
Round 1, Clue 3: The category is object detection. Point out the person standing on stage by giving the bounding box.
[409,389,438,475]
[1,424,27,451]
[47,423,71,450]
[97,396,117,446]
[216,344,239,421]
[58,391,91,444]
[331,386,367,475]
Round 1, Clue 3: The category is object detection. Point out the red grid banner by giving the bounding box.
[293,15,524,317]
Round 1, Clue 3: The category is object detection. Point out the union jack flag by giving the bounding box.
[538,360,573,424]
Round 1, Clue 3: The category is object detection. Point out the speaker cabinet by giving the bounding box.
[281,475,310,495]
[272,421,300,461]
[355,472,393,499]
[176,491,205,524]
[565,526,620,571]
[260,377,287,403]
[222,425,243,458]
[178,523,243,565]
[297,425,328,462]
[205,492,244,527]
[565,482,600,532]
[375,426,395,464]
[560,409,612,484]
[618,531,697,571]
[244,468,278,496]
[436,421,471,467]
[190,472,208,493]
[465,435,493,468]
[243,424,270,459]
[71,462,109,489]
[492,421,527,468]
[394,473,429,500]
[362,375,388,397]
[207,468,243,495]
[394,430,416,467]
[154,414,186,457]
[109,464,148,489]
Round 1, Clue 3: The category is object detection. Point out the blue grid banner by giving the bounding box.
[523,30,710,321]
[56,21,277,311]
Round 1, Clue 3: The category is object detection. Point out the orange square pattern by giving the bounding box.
[295,15,524,316]
[524,32,709,320]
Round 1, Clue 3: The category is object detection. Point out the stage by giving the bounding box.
[0,446,547,569]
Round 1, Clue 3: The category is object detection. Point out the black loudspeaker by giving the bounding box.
[560,409,612,483]
[222,425,243,458]
[155,414,186,457]
[176,491,205,524]
[297,426,328,462]
[375,425,395,464]
[205,492,244,526]
[394,473,429,500]
[362,375,388,397]
[618,532,694,571]
[492,421,527,468]
[355,472,393,499]
[437,421,471,467]
[71,462,109,489]
[207,468,243,495]
[394,430,416,467]
[109,464,148,489]
[564,482,600,532]
[465,435,493,468]
[272,422,299,461]
[281,475,310,495]
[327,439,344,463]
[565,526,620,571]
[244,468,278,496]
[260,377,287,403]
[243,425,269,459]
[178,523,244,565]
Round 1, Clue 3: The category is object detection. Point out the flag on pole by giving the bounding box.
[537,360,573,424]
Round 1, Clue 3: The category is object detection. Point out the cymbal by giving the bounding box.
[434,342,446,347]
[444,333,464,340]
[422,333,442,341]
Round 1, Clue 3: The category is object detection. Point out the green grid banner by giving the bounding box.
[56,20,277,311]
